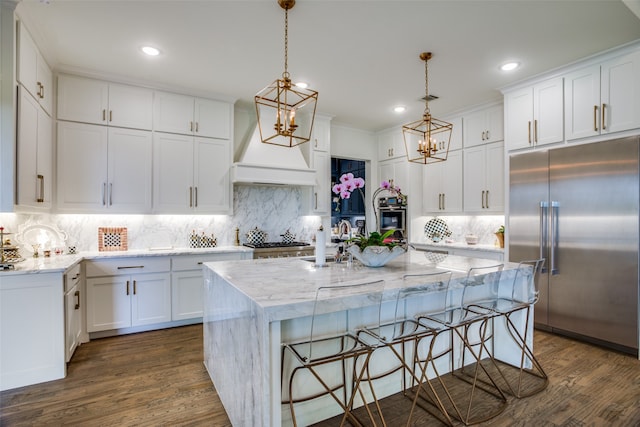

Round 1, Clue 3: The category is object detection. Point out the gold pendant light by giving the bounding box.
[402,52,453,164]
[254,0,318,148]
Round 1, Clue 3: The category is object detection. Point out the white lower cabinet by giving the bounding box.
[64,263,83,362]
[1,273,65,391]
[170,252,252,321]
[85,258,171,332]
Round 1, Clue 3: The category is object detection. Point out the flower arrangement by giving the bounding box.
[332,173,404,233]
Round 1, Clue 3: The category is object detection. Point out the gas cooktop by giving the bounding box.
[243,242,310,249]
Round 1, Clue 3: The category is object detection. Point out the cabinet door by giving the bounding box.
[153,91,195,135]
[312,150,330,214]
[312,118,330,151]
[65,284,81,362]
[153,133,194,213]
[505,87,533,150]
[484,141,504,212]
[441,150,463,213]
[193,137,231,213]
[485,104,504,143]
[17,22,39,101]
[378,129,405,160]
[463,109,488,148]
[37,106,53,208]
[86,276,131,332]
[194,98,231,139]
[447,116,463,152]
[172,271,204,321]
[422,160,443,213]
[131,273,172,327]
[564,64,601,141]
[57,75,109,125]
[57,122,108,212]
[534,77,564,146]
[108,83,153,130]
[36,53,53,116]
[463,145,486,212]
[107,128,152,213]
[17,87,39,208]
[601,50,640,134]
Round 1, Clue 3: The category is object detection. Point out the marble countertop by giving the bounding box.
[411,241,504,253]
[1,246,254,276]
[204,250,516,321]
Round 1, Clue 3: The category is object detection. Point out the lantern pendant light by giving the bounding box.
[402,52,453,164]
[254,0,318,148]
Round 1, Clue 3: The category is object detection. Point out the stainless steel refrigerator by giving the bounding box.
[509,136,639,354]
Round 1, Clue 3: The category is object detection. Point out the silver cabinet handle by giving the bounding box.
[314,192,318,209]
[133,280,137,295]
[190,121,194,132]
[195,122,199,132]
[102,109,106,122]
[481,190,485,209]
[37,174,45,203]
[117,265,144,269]
[550,201,559,275]
[540,201,549,274]
[109,110,113,122]
[485,190,489,209]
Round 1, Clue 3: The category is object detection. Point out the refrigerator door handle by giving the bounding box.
[550,201,559,275]
[540,201,549,273]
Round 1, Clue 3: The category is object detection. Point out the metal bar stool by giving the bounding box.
[416,263,508,426]
[281,280,385,427]
[465,259,548,398]
[357,271,455,426]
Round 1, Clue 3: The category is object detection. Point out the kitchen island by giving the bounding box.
[203,251,527,426]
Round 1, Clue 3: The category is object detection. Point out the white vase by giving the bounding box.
[346,245,406,267]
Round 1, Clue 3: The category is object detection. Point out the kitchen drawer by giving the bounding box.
[85,257,170,277]
[64,263,82,293]
[171,253,244,271]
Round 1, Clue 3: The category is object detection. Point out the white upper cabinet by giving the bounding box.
[463,104,503,147]
[311,150,331,214]
[153,91,231,139]
[444,116,463,152]
[153,133,231,214]
[57,122,152,213]
[378,128,406,160]
[564,50,640,140]
[422,150,462,214]
[57,74,153,130]
[463,141,504,213]
[16,86,52,210]
[17,21,53,116]
[312,118,330,152]
[505,77,564,151]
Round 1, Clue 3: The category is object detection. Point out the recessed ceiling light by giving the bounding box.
[393,106,407,113]
[294,82,308,89]
[141,46,160,56]
[500,61,520,71]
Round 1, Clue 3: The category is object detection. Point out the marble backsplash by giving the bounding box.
[0,186,323,252]
[410,215,506,247]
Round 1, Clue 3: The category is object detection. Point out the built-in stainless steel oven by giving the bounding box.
[378,197,407,237]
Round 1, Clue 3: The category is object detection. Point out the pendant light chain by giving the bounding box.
[424,56,430,116]
[283,7,290,80]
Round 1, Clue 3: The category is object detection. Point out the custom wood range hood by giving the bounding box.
[231,125,316,186]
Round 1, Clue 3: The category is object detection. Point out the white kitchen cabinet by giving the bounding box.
[505,77,564,151]
[153,133,231,214]
[312,117,330,151]
[379,157,409,193]
[463,141,504,213]
[311,150,331,214]
[463,104,504,147]
[64,263,83,362]
[16,85,52,210]
[153,91,231,139]
[85,258,171,333]
[57,122,152,213]
[443,115,463,152]
[564,50,640,140]
[171,252,251,321]
[17,21,53,115]
[57,74,153,130]
[1,273,65,391]
[378,128,406,160]
[422,149,462,213]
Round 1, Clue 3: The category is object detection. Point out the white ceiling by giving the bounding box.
[15,0,640,132]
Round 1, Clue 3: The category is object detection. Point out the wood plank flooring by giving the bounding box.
[1,324,639,426]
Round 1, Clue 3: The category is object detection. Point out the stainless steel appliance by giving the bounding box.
[378,197,407,237]
[243,242,314,259]
[509,136,639,354]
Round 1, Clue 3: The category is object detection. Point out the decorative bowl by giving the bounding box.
[346,245,407,267]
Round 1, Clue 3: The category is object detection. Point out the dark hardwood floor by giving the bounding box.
[1,324,639,426]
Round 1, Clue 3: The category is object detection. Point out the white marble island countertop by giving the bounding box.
[204,250,515,322]
[411,241,504,253]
